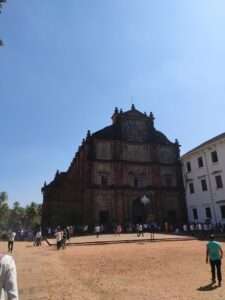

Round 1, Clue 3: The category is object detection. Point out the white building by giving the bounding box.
[182,133,225,225]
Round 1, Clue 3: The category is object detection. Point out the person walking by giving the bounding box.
[116,224,122,236]
[95,225,100,238]
[8,232,16,253]
[35,230,42,247]
[206,234,223,286]
[0,253,19,299]
[139,224,144,237]
[136,224,140,237]
[149,223,155,240]
[61,228,68,249]
[55,228,63,250]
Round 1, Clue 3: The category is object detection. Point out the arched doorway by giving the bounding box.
[132,196,151,223]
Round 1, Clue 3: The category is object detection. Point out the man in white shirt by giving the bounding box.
[0,254,19,300]
[8,232,16,254]
[35,231,42,247]
[95,225,100,238]
[183,224,188,233]
[55,229,63,250]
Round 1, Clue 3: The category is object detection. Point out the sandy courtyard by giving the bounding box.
[0,235,224,300]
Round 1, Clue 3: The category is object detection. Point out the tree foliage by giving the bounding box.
[0,192,42,231]
[0,192,9,229]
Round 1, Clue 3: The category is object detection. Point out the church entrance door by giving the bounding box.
[99,210,110,225]
[132,198,150,224]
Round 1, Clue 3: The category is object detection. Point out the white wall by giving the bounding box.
[182,137,225,224]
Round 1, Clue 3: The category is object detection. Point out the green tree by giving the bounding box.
[0,192,9,229]
[9,201,25,230]
[0,193,42,232]
[25,202,41,229]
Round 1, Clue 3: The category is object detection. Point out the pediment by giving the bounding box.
[122,109,147,119]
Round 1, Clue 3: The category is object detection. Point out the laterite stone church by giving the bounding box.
[42,105,186,227]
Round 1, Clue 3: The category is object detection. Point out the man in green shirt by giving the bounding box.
[206,234,223,286]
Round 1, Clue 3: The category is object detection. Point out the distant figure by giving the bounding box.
[136,224,140,237]
[35,230,42,247]
[8,232,16,253]
[116,224,122,236]
[83,225,88,235]
[206,234,223,286]
[0,253,19,299]
[100,224,104,233]
[138,224,144,237]
[164,222,169,233]
[47,227,52,238]
[149,223,155,240]
[20,229,24,241]
[62,227,70,249]
[189,224,194,235]
[95,225,100,238]
[55,229,63,250]
[175,227,180,234]
[198,223,202,232]
[66,226,71,240]
[183,224,188,233]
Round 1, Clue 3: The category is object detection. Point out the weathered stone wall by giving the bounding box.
[42,108,186,228]
[122,119,149,142]
[95,141,113,160]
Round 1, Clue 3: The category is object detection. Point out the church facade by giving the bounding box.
[42,106,186,228]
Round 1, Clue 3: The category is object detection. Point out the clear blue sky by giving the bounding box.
[1,1,225,206]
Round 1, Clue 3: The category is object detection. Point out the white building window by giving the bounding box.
[205,207,212,219]
[201,179,208,192]
[211,151,218,163]
[198,157,204,168]
[220,205,225,219]
[192,208,198,220]
[215,175,223,189]
[189,182,195,194]
[186,161,191,172]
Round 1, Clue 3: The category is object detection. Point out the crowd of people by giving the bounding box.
[0,223,224,299]
[4,221,224,255]
[43,221,225,242]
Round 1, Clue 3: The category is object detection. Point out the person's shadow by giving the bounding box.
[197,283,218,292]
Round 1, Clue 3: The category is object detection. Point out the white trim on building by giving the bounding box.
[182,133,225,225]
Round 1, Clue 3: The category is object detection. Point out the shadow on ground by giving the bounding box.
[197,283,218,292]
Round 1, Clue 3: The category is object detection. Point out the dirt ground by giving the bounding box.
[0,235,224,300]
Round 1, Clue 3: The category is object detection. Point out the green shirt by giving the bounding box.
[207,241,222,261]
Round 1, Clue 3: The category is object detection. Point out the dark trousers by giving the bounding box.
[137,231,144,237]
[150,232,155,240]
[8,241,14,252]
[210,259,222,282]
[57,241,61,250]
